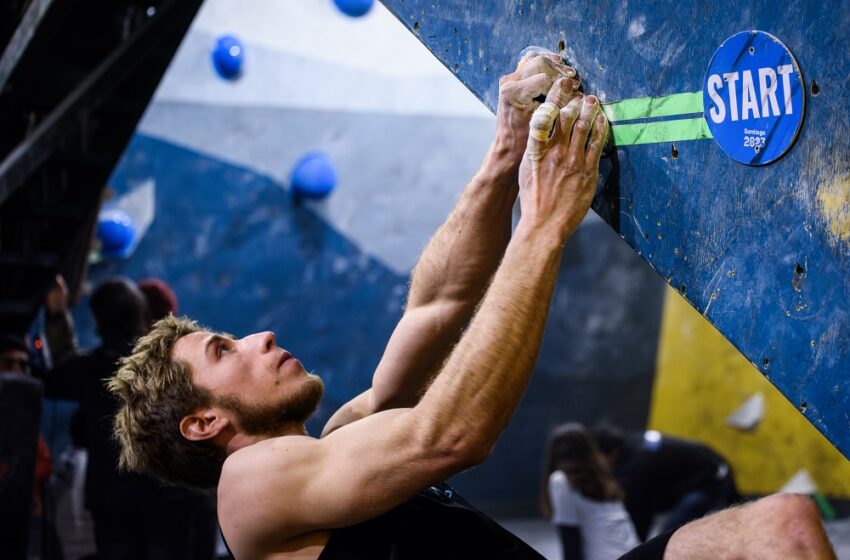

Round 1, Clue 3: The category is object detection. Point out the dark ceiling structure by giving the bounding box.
[0,0,203,335]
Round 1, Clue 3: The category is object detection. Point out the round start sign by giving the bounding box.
[703,30,805,165]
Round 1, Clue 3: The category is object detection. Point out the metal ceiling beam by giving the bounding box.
[0,0,202,334]
[0,0,201,206]
[0,0,58,92]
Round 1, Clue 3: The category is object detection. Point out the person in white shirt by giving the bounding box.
[542,423,640,560]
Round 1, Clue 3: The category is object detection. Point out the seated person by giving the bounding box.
[594,424,739,541]
[542,423,639,560]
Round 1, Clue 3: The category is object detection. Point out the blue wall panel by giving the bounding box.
[76,134,408,435]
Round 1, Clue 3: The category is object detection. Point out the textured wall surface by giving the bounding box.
[651,287,850,498]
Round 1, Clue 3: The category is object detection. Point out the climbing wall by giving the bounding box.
[651,287,850,497]
[379,1,850,457]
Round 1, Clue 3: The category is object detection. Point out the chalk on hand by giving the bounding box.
[518,45,568,66]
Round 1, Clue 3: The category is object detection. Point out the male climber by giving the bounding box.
[108,52,835,559]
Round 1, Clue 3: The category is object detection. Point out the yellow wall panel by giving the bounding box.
[649,287,850,497]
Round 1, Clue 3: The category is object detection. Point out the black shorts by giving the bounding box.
[616,530,676,560]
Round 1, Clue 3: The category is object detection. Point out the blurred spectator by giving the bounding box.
[43,276,216,560]
[43,274,78,367]
[138,278,179,324]
[593,424,740,541]
[0,332,63,559]
[0,333,32,374]
[541,423,640,560]
[49,408,97,560]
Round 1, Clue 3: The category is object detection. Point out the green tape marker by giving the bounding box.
[814,492,836,520]
[594,91,713,146]
[611,117,713,146]
[603,91,704,122]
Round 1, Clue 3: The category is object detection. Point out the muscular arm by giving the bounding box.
[324,54,579,434]
[221,79,609,556]
[368,160,517,411]
[224,222,567,554]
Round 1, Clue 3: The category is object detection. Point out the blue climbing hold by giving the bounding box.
[334,0,374,18]
[97,209,136,258]
[211,35,244,80]
[290,151,338,200]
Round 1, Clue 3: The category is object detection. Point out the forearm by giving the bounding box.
[407,53,571,309]
[369,300,469,410]
[44,310,78,366]
[368,149,520,411]
[407,146,518,309]
[367,55,582,414]
[415,220,564,456]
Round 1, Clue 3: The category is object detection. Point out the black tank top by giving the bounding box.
[221,483,543,559]
[317,483,544,559]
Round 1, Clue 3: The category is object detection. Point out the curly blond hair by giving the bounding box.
[108,315,226,488]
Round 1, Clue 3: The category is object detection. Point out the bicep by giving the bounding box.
[307,411,463,527]
[321,390,372,437]
[220,409,461,551]
[370,300,468,410]
[323,301,468,437]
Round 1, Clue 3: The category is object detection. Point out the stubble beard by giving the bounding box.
[217,373,325,436]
